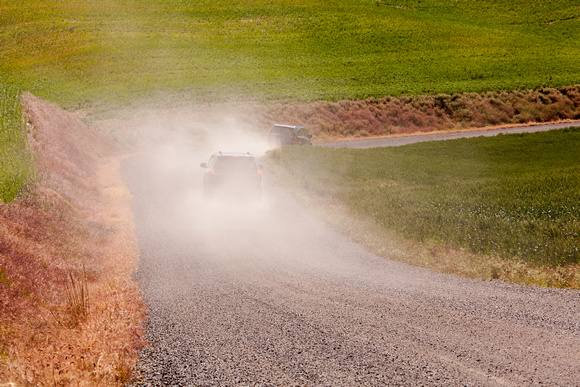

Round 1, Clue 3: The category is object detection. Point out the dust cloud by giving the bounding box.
[115,103,379,289]
[115,105,580,387]
[114,104,293,260]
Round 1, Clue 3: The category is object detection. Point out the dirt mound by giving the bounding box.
[0,94,145,385]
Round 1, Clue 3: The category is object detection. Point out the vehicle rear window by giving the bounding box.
[271,126,293,135]
[214,156,257,171]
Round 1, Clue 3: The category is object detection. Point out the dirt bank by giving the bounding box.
[91,85,580,147]
[0,94,146,385]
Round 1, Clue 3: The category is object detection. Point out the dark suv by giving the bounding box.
[268,124,312,147]
[200,152,263,199]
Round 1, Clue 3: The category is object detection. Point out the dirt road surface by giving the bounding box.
[318,121,580,149]
[124,144,580,386]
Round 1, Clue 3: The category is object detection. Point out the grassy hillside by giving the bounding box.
[1,0,579,110]
[270,128,580,268]
[0,84,32,202]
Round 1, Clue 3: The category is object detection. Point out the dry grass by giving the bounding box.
[91,85,580,151]
[234,85,580,140]
[99,85,580,144]
[50,271,90,329]
[0,94,146,385]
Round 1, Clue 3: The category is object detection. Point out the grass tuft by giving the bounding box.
[63,270,90,328]
[0,266,12,288]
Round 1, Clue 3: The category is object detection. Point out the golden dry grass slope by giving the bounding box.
[0,94,146,385]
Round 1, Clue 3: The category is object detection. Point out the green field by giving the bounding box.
[270,128,580,267]
[0,83,32,203]
[1,0,579,110]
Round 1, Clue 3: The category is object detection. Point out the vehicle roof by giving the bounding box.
[271,124,304,129]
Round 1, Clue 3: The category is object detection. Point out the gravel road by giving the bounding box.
[318,121,580,148]
[124,142,580,386]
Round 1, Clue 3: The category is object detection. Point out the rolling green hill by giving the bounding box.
[1,0,579,110]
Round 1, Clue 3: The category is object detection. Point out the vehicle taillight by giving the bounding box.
[292,136,297,143]
[210,169,215,174]
[257,170,262,176]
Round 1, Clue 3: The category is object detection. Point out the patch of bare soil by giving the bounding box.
[0,94,146,385]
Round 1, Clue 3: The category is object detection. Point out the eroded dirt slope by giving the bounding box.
[0,94,145,385]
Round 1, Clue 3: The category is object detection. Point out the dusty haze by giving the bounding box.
[98,102,580,385]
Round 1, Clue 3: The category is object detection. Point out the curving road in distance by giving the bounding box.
[318,121,580,149]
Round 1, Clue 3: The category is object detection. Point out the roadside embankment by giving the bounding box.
[0,94,146,385]
[92,85,580,146]
[253,85,580,140]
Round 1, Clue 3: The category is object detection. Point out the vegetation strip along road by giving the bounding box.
[0,83,33,203]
